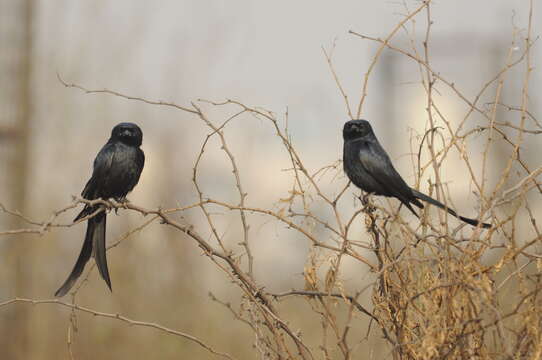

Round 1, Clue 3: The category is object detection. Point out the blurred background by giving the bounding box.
[0,0,540,358]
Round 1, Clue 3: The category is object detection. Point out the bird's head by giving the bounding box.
[111,122,143,147]
[342,120,374,141]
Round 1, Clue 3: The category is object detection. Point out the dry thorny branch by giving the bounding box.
[1,1,541,359]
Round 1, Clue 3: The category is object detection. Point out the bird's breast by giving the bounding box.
[103,144,142,198]
[343,141,386,195]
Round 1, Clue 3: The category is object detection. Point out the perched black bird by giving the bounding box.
[55,123,145,297]
[342,119,490,229]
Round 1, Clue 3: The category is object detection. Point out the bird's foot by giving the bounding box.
[115,197,130,204]
[359,193,376,213]
[113,197,129,215]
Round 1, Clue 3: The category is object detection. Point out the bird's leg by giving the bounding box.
[115,196,129,204]
[359,192,376,213]
[113,196,129,215]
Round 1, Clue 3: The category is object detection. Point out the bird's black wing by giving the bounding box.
[136,148,145,178]
[127,148,144,193]
[82,143,116,199]
[74,143,116,222]
[358,140,423,213]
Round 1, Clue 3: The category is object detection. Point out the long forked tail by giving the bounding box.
[93,212,111,291]
[55,209,110,297]
[411,189,491,229]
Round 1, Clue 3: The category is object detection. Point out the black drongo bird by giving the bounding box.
[55,122,145,297]
[342,119,490,229]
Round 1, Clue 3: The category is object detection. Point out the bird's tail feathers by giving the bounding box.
[55,209,111,297]
[74,203,103,222]
[92,212,112,291]
[411,189,491,229]
[54,219,95,297]
[402,200,420,218]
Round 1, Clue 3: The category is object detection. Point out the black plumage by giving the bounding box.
[342,119,490,229]
[55,122,145,297]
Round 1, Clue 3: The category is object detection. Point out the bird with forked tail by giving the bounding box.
[342,119,491,229]
[55,122,145,297]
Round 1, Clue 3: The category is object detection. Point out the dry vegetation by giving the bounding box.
[1,1,541,359]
